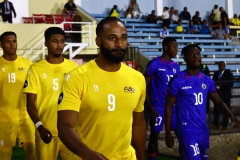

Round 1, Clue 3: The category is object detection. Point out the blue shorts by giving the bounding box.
[176,128,209,160]
[150,105,177,132]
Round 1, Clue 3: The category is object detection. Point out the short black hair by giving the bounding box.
[162,37,177,48]
[181,44,202,57]
[44,27,65,40]
[0,31,17,43]
[96,17,125,37]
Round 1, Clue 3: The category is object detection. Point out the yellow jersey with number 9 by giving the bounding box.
[58,60,146,159]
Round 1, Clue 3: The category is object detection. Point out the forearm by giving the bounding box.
[131,121,146,160]
[58,124,91,158]
[164,105,172,134]
[27,105,40,124]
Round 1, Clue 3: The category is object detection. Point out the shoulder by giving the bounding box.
[18,56,32,65]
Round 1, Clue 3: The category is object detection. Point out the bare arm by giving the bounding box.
[131,111,146,160]
[26,93,52,143]
[209,92,238,124]
[164,95,176,148]
[57,110,108,160]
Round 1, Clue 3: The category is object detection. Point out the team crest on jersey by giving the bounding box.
[1,67,5,72]
[58,92,64,104]
[202,83,206,89]
[124,86,135,93]
[94,85,99,92]
[23,80,28,88]
[173,68,176,73]
[28,70,31,74]
[64,73,70,81]
[43,73,47,78]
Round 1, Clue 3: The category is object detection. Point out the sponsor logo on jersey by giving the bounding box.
[182,86,192,89]
[202,83,206,89]
[64,73,70,81]
[58,92,63,104]
[93,85,99,92]
[18,67,25,71]
[158,68,166,71]
[23,80,28,88]
[124,86,135,93]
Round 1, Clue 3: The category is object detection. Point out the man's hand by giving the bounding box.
[81,149,109,160]
[37,125,52,144]
[165,132,174,148]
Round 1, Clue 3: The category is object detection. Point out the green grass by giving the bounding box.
[12,146,178,160]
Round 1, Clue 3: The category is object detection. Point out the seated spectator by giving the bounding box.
[159,7,170,28]
[174,19,184,34]
[125,7,132,19]
[179,6,191,20]
[109,5,122,18]
[62,0,77,18]
[171,10,179,24]
[160,25,169,38]
[71,14,82,42]
[192,11,202,25]
[199,19,212,34]
[130,0,142,19]
[146,10,157,23]
[169,7,174,19]
[231,14,240,26]
[187,20,197,34]
[214,23,226,39]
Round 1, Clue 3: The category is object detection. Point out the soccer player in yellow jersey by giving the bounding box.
[23,27,78,160]
[57,17,147,160]
[0,31,35,160]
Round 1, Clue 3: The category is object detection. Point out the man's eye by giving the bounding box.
[109,37,116,41]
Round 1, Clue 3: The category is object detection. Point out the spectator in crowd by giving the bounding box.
[57,17,146,160]
[130,0,142,19]
[23,27,78,159]
[212,61,234,130]
[220,7,230,39]
[211,4,221,30]
[187,20,197,34]
[199,19,213,34]
[171,10,179,24]
[192,11,202,25]
[179,7,191,21]
[71,14,82,42]
[214,23,226,39]
[160,25,169,39]
[62,0,77,18]
[159,7,170,28]
[165,44,238,160]
[145,37,179,160]
[125,7,132,19]
[146,10,157,23]
[0,0,16,23]
[174,19,184,34]
[169,7,175,19]
[231,14,240,26]
[109,4,122,18]
[0,31,35,160]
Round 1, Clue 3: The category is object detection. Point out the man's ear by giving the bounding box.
[95,37,101,48]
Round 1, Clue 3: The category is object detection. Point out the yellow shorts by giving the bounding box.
[36,134,79,160]
[0,117,35,149]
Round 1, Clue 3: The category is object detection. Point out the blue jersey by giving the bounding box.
[146,57,180,107]
[167,70,216,130]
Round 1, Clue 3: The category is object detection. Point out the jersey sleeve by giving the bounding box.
[23,66,38,94]
[58,69,83,112]
[167,76,179,97]
[134,74,146,112]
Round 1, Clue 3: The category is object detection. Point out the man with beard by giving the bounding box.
[57,17,146,160]
[23,27,78,159]
[165,44,238,160]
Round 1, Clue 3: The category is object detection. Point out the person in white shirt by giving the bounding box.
[159,7,170,28]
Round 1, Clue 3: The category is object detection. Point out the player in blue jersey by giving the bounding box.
[165,44,238,160]
[145,37,180,160]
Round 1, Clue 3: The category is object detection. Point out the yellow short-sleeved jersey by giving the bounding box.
[0,56,32,121]
[58,60,146,159]
[23,58,78,136]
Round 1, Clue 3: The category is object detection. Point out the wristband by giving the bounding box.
[35,121,43,129]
